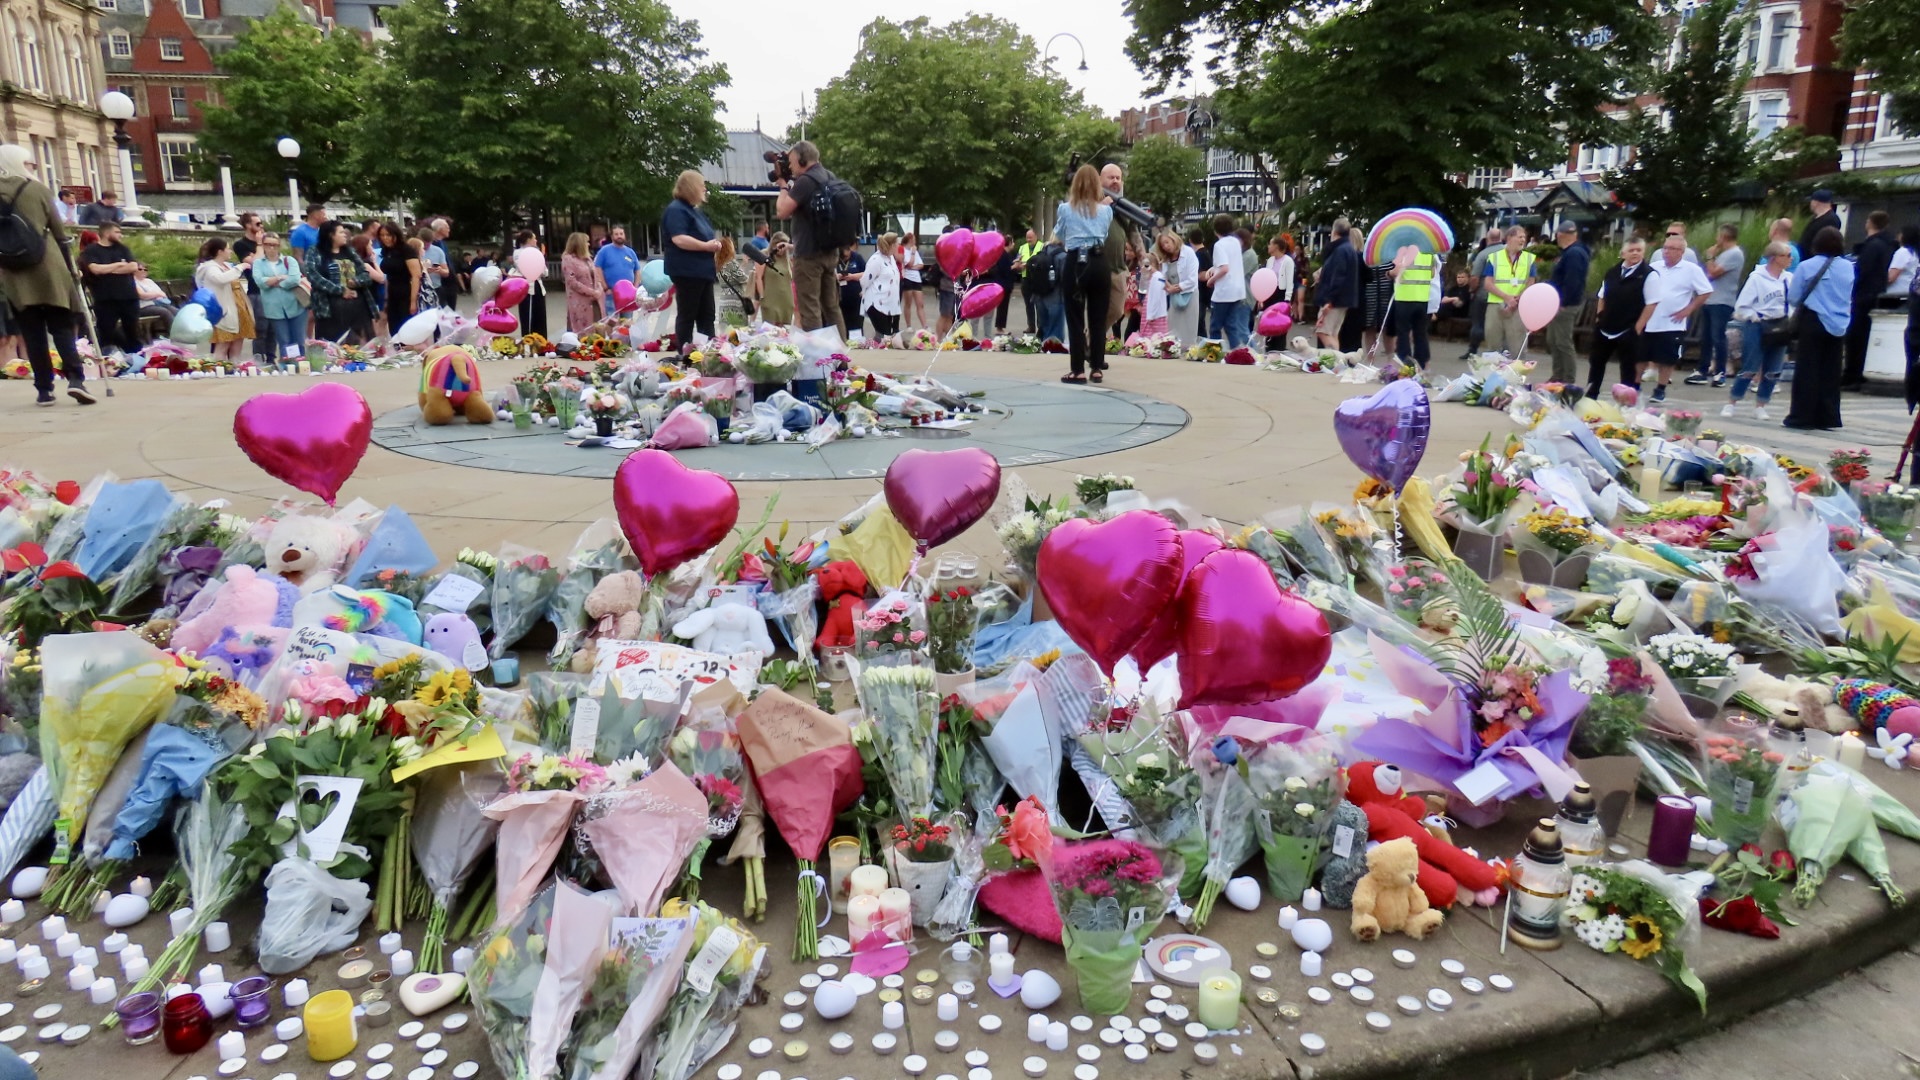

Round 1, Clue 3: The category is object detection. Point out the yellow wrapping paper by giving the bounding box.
[838,506,915,590]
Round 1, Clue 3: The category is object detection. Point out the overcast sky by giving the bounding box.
[660,0,1207,132]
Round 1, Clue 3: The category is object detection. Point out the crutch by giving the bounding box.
[1892,408,1920,483]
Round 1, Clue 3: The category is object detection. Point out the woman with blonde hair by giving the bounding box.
[754,231,795,327]
[1055,164,1114,383]
[861,232,903,342]
[716,235,753,323]
[560,231,600,332]
[194,236,255,361]
[662,168,719,345]
[1160,229,1200,347]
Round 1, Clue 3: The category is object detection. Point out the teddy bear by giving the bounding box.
[263,515,356,594]
[1350,837,1444,941]
[1345,761,1503,909]
[1316,800,1372,909]
[171,565,299,658]
[569,570,649,673]
[1742,670,1855,734]
[673,598,775,657]
[813,560,870,651]
[418,344,496,426]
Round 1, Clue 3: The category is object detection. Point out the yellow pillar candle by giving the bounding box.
[304,989,357,1061]
[1196,971,1242,1032]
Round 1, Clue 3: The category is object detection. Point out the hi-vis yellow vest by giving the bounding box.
[1488,249,1535,301]
[1393,252,1437,303]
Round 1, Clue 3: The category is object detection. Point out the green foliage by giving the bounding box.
[1209,0,1659,225]
[1123,135,1204,224]
[1745,127,1840,193]
[215,720,411,882]
[356,0,728,229]
[124,233,200,281]
[1840,0,1920,133]
[1607,0,1757,227]
[196,6,371,203]
[804,16,1115,227]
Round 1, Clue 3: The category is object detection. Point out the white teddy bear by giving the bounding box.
[671,598,775,657]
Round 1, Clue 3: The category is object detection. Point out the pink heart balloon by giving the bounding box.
[1128,529,1225,672]
[613,448,740,578]
[233,382,372,506]
[935,228,974,280]
[496,277,530,309]
[1176,549,1331,709]
[959,283,1003,321]
[477,302,518,335]
[1256,301,1293,338]
[613,279,638,312]
[1038,511,1185,676]
[883,447,1001,549]
[969,230,1006,277]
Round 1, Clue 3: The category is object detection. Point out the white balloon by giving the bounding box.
[392,309,440,348]
[470,264,502,305]
[170,304,212,345]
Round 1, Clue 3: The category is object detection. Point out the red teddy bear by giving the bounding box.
[1345,761,1504,909]
[812,559,870,651]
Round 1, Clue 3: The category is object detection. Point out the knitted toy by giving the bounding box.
[813,560,870,651]
[1345,761,1503,909]
[418,344,495,426]
[1834,679,1920,742]
[1317,800,1372,909]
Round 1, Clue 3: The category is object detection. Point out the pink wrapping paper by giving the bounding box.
[595,920,696,1080]
[483,788,582,928]
[581,761,711,917]
[528,881,613,1080]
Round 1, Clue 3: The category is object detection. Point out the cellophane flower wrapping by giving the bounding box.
[38,631,178,862]
[420,557,496,636]
[491,545,563,661]
[589,679,690,767]
[1188,738,1259,923]
[565,915,695,1080]
[471,883,556,1080]
[1071,701,1205,897]
[668,711,747,840]
[855,660,939,823]
[579,762,710,917]
[0,765,55,885]
[928,747,1003,938]
[524,881,616,1079]
[1041,838,1179,1015]
[1701,724,1780,850]
[528,671,593,753]
[643,898,767,1080]
[1246,736,1345,904]
[412,762,503,968]
[105,501,235,616]
[548,522,633,670]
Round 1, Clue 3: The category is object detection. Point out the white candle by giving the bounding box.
[54,933,79,958]
[847,864,888,902]
[378,932,404,956]
[218,1031,247,1060]
[937,993,959,1022]
[1277,906,1298,930]
[989,933,1010,958]
[391,949,414,978]
[0,939,15,964]
[89,977,116,1005]
[39,916,65,942]
[164,982,190,1000]
[1300,951,1323,978]
[123,956,149,982]
[883,1001,905,1030]
[990,953,1015,984]
[92,891,110,915]
[101,934,127,955]
[21,956,48,981]
[1302,888,1322,912]
[0,900,22,925]
[1047,1022,1069,1052]
[169,907,195,937]
[67,964,93,991]
[1028,1015,1050,1043]
[121,944,144,963]
[204,922,231,953]
[15,944,37,971]
[1838,731,1867,771]
[878,888,912,940]
[199,963,224,986]
[451,948,474,974]
[283,979,310,1008]
[129,877,153,898]
[848,894,879,942]
[74,947,97,969]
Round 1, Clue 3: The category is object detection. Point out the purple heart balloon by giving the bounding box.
[884,447,1002,549]
[1332,380,1431,493]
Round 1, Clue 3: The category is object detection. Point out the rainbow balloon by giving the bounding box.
[1363,208,1455,264]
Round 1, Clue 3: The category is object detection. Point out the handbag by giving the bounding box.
[1778,257,1834,343]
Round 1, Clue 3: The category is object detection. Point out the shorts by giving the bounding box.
[1316,305,1348,335]
[1641,330,1685,365]
[938,291,957,318]
[901,278,922,292]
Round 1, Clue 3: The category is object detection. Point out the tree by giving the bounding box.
[1607,0,1756,227]
[1206,0,1659,226]
[1744,126,1839,194]
[1841,0,1920,133]
[1123,134,1204,224]
[803,16,1115,230]
[196,6,371,203]
[357,0,727,233]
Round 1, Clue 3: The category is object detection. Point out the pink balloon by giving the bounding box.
[1518,281,1561,333]
[1249,267,1277,303]
[1128,529,1225,672]
[613,279,638,312]
[232,382,372,506]
[514,247,547,282]
[959,283,1003,321]
[1037,511,1186,676]
[969,230,1006,277]
[883,447,1001,549]
[935,228,974,280]
[496,277,530,309]
[1256,301,1293,338]
[1176,549,1331,709]
[477,302,518,335]
[613,449,740,579]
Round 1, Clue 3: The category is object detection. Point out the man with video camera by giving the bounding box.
[772,140,861,340]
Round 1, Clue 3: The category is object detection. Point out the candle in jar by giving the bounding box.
[303,989,357,1062]
[1195,972,1242,1032]
[204,922,231,953]
[67,965,92,991]
[827,837,862,915]
[990,953,1015,985]
[1640,465,1663,499]
[878,888,913,941]
[1837,731,1867,771]
[848,864,888,900]
[1300,951,1323,978]
[1647,795,1696,868]
[848,894,880,942]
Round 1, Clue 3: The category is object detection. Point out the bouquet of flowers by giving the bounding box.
[667,717,747,901]
[1383,560,1456,631]
[644,898,765,1080]
[546,522,632,671]
[484,753,597,927]
[821,368,878,417]
[1664,409,1703,439]
[38,632,177,869]
[564,915,695,1080]
[105,501,243,615]
[1566,862,1706,1011]
[1072,703,1205,896]
[854,594,925,660]
[1829,448,1872,487]
[1447,435,1524,531]
[1520,507,1598,557]
[1246,736,1344,904]
[1186,341,1224,363]
[1074,473,1135,511]
[586,391,629,418]
[104,786,252,1011]
[1572,656,1655,758]
[1646,631,1738,703]
[907,328,938,351]
[1314,507,1386,586]
[1786,770,1904,908]
[925,588,975,675]
[1041,839,1179,1014]
[1700,729,1780,849]
[1855,481,1917,544]
[1188,735,1259,927]
[738,342,802,384]
[420,547,496,634]
[548,377,586,428]
[578,761,710,917]
[490,546,563,661]
[408,763,501,975]
[997,495,1075,580]
[856,663,939,822]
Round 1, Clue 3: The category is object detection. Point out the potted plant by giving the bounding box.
[1441,435,1522,582]
[1571,655,1653,835]
[1516,507,1598,587]
[925,587,976,695]
[885,815,955,926]
[585,389,626,437]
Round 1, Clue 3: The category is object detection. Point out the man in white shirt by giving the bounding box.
[1635,233,1713,403]
[1204,213,1248,350]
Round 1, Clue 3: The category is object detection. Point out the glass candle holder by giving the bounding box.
[232,975,274,1028]
[116,991,163,1046]
[162,993,214,1054]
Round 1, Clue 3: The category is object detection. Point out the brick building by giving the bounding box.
[0,0,113,201]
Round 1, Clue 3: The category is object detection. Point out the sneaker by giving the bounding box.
[1721,403,1737,418]
[34,392,54,407]
[1754,405,1770,421]
[66,383,97,405]
[1683,373,1710,386]
[1652,385,1667,402]
[1711,374,1725,388]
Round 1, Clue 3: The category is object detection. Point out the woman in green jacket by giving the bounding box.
[0,145,94,405]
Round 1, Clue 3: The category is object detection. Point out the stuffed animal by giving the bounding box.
[1317,800,1372,909]
[171,565,298,658]
[424,613,487,672]
[263,515,355,594]
[1350,837,1443,941]
[158,545,223,615]
[813,560,870,651]
[569,571,649,673]
[1743,670,1852,733]
[418,344,496,426]
[1834,679,1920,741]
[202,626,287,681]
[1345,761,1502,909]
[673,598,775,657]
[295,585,423,645]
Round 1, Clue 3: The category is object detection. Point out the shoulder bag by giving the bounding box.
[1775,257,1833,345]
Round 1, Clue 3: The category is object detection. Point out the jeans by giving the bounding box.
[16,304,85,396]
[1035,292,1066,343]
[268,314,307,361]
[1729,320,1786,404]
[1391,300,1430,366]
[1695,304,1733,376]
[1468,294,1488,351]
[1063,250,1110,376]
[93,296,141,353]
[1210,300,1249,350]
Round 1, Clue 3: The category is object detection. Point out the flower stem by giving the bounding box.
[1192,876,1222,929]
[793,859,818,961]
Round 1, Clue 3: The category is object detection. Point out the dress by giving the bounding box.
[761,256,794,326]
[381,247,418,330]
[561,254,599,332]
[194,260,255,344]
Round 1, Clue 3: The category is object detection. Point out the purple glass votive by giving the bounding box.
[232,975,273,1028]
[116,990,163,1045]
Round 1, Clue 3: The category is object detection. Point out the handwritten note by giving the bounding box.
[591,640,762,701]
[422,573,486,612]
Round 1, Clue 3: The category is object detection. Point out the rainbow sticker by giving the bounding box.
[1144,933,1232,986]
[1363,208,1456,264]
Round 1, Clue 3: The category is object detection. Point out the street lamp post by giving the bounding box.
[216,152,239,229]
[97,91,144,225]
[276,137,300,224]
[1043,32,1089,72]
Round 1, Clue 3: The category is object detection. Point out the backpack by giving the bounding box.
[808,172,863,249]
[0,180,47,273]
[1027,246,1066,298]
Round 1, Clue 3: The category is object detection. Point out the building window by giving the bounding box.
[112,84,136,113]
[1876,95,1908,142]
[33,138,58,187]
[179,0,202,15]
[127,144,145,183]
[1469,167,1509,190]
[107,30,131,58]
[21,22,43,91]
[1747,94,1788,139]
[159,37,184,61]
[68,43,88,99]
[157,135,195,184]
[1765,12,1792,71]
[169,86,188,119]
[82,146,101,194]
[97,0,115,8]
[1577,143,1620,173]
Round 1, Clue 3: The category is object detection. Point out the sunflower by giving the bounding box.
[1620,913,1663,959]
[414,668,471,708]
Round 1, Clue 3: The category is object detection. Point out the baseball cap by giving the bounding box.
[1555,221,1577,235]
[1810,188,1835,202]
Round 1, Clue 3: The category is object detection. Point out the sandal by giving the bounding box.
[1060,374,1087,384]
[1089,371,1104,384]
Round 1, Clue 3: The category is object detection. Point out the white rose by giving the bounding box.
[1283,776,1307,792]
[1294,802,1316,818]
[1135,753,1160,770]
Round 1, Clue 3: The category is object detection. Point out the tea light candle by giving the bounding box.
[847,864,888,901]
[129,876,153,898]
[1837,731,1867,771]
[73,947,96,970]
[391,950,414,978]
[205,923,232,953]
[937,994,959,1022]
[952,979,975,999]
[284,981,310,1009]
[1028,1015,1049,1043]
[122,956,148,982]
[378,934,403,956]
[1298,1033,1326,1057]
[990,953,1015,985]
[883,1002,905,1030]
[169,908,195,938]
[199,964,224,986]
[1301,889,1322,912]
[218,1031,247,1060]
[0,941,15,965]
[1276,906,1297,930]
[1046,1022,1069,1052]
[101,934,127,955]
[1195,972,1241,1032]
[990,933,1010,958]
[1392,949,1416,969]
[1299,952,1322,978]
[38,917,64,943]
[66,966,92,992]
[52,934,78,959]
[92,891,109,915]
[88,978,115,1006]
[21,956,48,981]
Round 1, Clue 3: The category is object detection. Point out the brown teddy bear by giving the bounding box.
[419,344,497,426]
[569,570,649,673]
[1350,837,1444,942]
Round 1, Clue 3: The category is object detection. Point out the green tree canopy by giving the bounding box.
[357,0,727,233]
[196,5,370,203]
[1840,0,1920,134]
[802,16,1116,228]
[1607,0,1757,227]
[1123,134,1205,224]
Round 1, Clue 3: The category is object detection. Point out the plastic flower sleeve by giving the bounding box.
[35,471,112,566]
[74,478,178,583]
[1187,742,1260,927]
[0,765,55,884]
[853,659,939,822]
[547,521,631,670]
[104,723,232,862]
[642,900,768,1080]
[565,916,695,1080]
[527,881,615,1080]
[256,857,374,974]
[1245,736,1345,904]
[482,788,582,928]
[490,544,563,661]
[411,762,503,970]
[1040,839,1180,1015]
[580,762,709,917]
[470,884,557,1080]
[38,631,178,860]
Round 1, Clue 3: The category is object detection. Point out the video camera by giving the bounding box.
[764,148,793,184]
[1066,154,1155,232]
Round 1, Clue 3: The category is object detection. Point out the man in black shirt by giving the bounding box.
[1585,237,1650,399]
[1845,209,1898,390]
[1798,189,1841,261]
[78,223,142,354]
[774,140,846,339]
